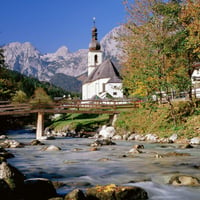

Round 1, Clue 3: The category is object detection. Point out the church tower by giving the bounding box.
[88,18,102,76]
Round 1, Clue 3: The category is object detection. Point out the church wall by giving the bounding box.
[88,51,102,76]
[88,51,102,66]
[105,83,123,98]
[82,78,110,100]
[82,84,88,100]
[94,78,110,95]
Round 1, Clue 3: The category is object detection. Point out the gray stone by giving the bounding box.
[86,184,148,200]
[169,134,178,142]
[24,178,57,200]
[169,175,200,186]
[0,178,14,199]
[64,188,86,200]
[0,139,24,148]
[29,139,45,145]
[99,125,116,139]
[190,137,200,145]
[42,145,61,151]
[0,162,25,195]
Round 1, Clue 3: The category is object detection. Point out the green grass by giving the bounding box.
[115,101,200,139]
[49,113,110,132]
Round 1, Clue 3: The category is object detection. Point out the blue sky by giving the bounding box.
[0,0,127,53]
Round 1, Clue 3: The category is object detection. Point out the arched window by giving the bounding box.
[94,55,98,65]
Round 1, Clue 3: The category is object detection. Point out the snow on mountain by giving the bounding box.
[2,26,124,91]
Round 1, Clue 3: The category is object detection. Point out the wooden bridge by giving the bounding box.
[0,99,139,139]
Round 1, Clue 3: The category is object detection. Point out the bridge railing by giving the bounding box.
[0,99,139,115]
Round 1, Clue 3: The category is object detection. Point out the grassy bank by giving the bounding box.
[115,100,200,139]
[48,113,110,133]
[47,100,200,139]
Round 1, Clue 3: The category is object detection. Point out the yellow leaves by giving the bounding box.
[180,0,200,55]
[12,90,28,103]
[30,87,52,105]
[119,0,197,98]
[132,84,147,97]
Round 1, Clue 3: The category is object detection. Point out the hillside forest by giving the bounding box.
[0,48,79,102]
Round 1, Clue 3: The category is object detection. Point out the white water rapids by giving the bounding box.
[5,129,200,199]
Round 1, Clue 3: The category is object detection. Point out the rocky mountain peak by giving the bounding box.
[2,25,124,92]
[3,42,41,61]
[54,46,70,57]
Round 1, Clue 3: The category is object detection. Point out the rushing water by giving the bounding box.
[5,129,200,199]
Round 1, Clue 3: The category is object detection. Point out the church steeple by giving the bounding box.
[88,17,102,76]
[89,17,101,51]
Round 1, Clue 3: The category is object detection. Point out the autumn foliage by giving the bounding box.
[120,0,200,100]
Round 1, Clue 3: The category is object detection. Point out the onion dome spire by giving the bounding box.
[89,17,101,51]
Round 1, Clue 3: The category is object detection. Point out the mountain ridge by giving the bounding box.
[3,26,124,92]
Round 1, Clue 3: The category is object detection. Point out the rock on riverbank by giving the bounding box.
[93,126,200,145]
[64,184,148,200]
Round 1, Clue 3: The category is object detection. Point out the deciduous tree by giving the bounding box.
[120,0,196,102]
[30,87,52,105]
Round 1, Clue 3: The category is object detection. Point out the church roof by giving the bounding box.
[84,59,122,84]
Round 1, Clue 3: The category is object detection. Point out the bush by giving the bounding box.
[12,90,28,103]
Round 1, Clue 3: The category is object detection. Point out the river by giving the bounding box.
[5,129,200,199]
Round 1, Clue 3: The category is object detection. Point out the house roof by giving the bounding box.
[84,59,122,84]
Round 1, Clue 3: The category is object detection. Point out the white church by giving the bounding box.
[82,21,123,100]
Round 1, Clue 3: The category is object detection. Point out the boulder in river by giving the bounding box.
[169,175,200,186]
[155,151,190,158]
[0,139,25,148]
[0,147,14,159]
[64,188,86,200]
[42,145,62,151]
[0,161,25,196]
[99,125,116,139]
[90,139,116,147]
[0,178,15,199]
[29,139,45,146]
[0,135,8,139]
[24,178,57,200]
[129,144,144,154]
[86,184,148,200]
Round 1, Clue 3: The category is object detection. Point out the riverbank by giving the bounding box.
[45,100,200,141]
[115,100,200,139]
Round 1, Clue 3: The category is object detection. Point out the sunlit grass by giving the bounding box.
[49,113,110,132]
[115,101,200,138]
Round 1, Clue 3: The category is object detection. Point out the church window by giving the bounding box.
[103,83,105,92]
[113,92,117,96]
[94,55,98,64]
